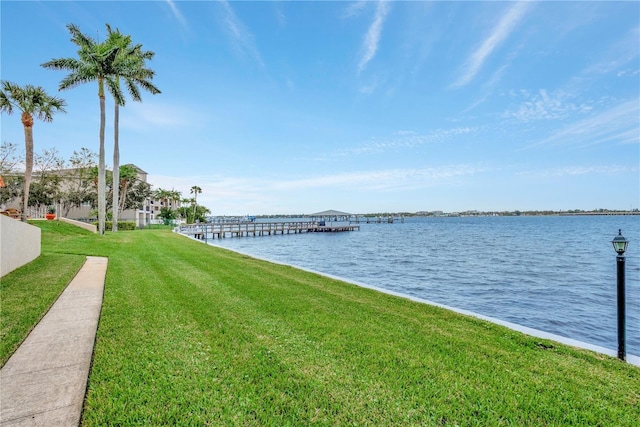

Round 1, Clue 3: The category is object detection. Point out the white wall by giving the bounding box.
[58,217,97,233]
[0,215,41,277]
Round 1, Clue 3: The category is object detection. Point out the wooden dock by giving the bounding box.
[180,221,360,241]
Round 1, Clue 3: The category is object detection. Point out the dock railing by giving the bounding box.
[180,221,360,241]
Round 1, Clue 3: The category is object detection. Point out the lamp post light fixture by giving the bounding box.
[611,229,629,361]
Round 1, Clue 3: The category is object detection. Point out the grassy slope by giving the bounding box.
[6,222,640,425]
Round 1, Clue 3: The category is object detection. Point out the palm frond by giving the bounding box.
[105,77,125,106]
[41,57,84,71]
[124,80,142,102]
[0,81,65,121]
[43,22,160,113]
[104,27,161,104]
[133,78,161,96]
[59,72,95,91]
[0,81,16,114]
[67,23,96,51]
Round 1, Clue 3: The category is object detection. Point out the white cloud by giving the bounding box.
[358,1,391,73]
[452,1,531,88]
[149,164,487,213]
[165,0,188,31]
[337,127,476,156]
[273,165,486,192]
[583,26,640,76]
[617,69,640,77]
[217,0,264,67]
[120,101,201,131]
[517,165,638,177]
[526,99,640,148]
[342,1,368,19]
[358,74,385,94]
[503,89,592,122]
[460,61,512,114]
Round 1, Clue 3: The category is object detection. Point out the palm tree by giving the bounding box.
[42,23,125,235]
[168,189,182,210]
[0,81,66,222]
[180,197,195,223]
[154,188,178,222]
[117,164,139,214]
[190,185,202,221]
[106,25,160,232]
[154,187,172,213]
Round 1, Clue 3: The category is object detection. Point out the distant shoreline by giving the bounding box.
[558,211,640,216]
[243,210,640,220]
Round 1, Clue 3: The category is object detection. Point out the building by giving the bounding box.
[1,164,177,228]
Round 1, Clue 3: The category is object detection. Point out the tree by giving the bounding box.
[154,187,181,222]
[179,197,196,223]
[123,180,151,212]
[154,188,172,211]
[0,81,66,221]
[0,141,21,173]
[0,175,23,209]
[31,148,65,213]
[190,185,202,221]
[116,164,139,214]
[105,25,160,232]
[179,198,210,224]
[158,206,177,223]
[0,142,22,207]
[60,147,97,217]
[27,181,53,211]
[193,204,211,223]
[168,189,182,213]
[42,23,125,234]
[101,164,149,222]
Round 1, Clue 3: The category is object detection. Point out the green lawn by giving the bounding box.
[0,252,86,366]
[2,220,639,425]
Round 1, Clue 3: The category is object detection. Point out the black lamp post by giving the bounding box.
[611,229,629,361]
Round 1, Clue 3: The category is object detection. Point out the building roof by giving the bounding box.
[308,209,352,216]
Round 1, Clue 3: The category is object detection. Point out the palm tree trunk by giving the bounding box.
[112,101,120,232]
[119,179,128,213]
[98,79,106,235]
[21,113,34,222]
[193,193,197,222]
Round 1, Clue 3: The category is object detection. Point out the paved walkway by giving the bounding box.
[0,256,108,427]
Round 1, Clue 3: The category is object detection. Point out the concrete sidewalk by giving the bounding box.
[1,256,108,427]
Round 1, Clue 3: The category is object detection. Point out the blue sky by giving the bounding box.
[1,1,638,215]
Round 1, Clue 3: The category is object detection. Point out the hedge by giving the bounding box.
[91,221,137,230]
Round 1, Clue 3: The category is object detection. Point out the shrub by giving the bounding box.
[91,221,137,230]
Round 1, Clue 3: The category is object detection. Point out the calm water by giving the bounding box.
[206,215,639,355]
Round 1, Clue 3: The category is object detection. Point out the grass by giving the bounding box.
[0,224,87,365]
[3,220,639,425]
